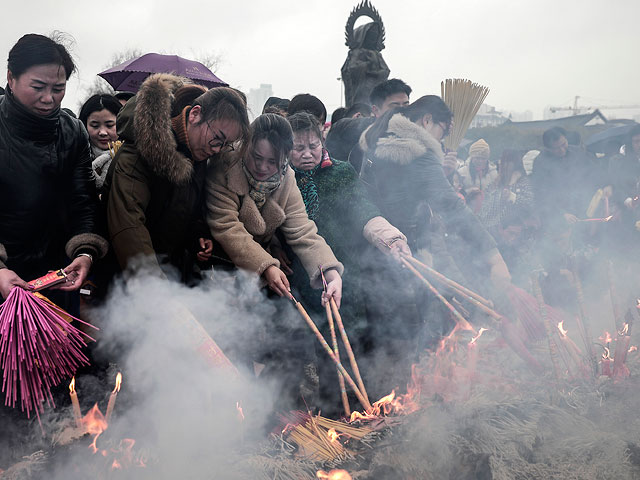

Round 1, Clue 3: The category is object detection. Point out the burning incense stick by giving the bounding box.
[330,298,370,410]
[320,267,350,416]
[400,257,475,333]
[105,372,122,423]
[291,297,372,411]
[578,216,613,223]
[69,377,82,429]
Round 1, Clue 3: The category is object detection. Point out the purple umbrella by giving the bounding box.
[98,53,228,93]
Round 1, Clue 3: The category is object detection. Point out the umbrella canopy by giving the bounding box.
[585,123,638,154]
[98,53,228,93]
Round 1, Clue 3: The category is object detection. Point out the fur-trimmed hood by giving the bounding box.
[116,73,193,185]
[359,113,444,166]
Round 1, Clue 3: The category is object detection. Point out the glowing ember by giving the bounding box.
[605,215,613,221]
[82,404,108,454]
[111,459,122,470]
[469,327,488,345]
[619,323,629,336]
[600,331,612,345]
[316,469,352,480]
[557,321,568,338]
[236,401,244,422]
[629,346,637,353]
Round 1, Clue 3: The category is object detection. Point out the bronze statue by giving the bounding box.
[341,1,390,108]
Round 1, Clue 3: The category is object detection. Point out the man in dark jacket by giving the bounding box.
[104,74,249,278]
[325,78,411,172]
[531,127,598,232]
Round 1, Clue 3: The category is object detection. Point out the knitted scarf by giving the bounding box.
[292,148,332,220]
[242,161,282,209]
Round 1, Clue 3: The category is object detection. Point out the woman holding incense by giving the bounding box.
[206,113,343,410]
[359,95,511,348]
[0,34,108,302]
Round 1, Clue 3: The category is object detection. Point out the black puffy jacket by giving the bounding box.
[0,90,107,278]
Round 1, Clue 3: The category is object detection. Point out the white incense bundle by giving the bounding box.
[440,79,490,151]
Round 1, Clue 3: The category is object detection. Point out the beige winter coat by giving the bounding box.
[206,156,343,287]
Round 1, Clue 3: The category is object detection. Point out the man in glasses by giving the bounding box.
[104,75,249,280]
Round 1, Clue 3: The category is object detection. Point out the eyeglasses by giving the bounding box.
[439,121,451,138]
[207,124,235,153]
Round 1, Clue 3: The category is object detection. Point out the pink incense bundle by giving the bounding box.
[0,287,96,418]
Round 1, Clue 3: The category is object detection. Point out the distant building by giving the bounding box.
[247,84,273,120]
[470,104,508,128]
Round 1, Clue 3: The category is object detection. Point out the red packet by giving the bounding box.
[28,269,67,291]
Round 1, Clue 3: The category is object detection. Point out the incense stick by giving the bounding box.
[531,272,562,382]
[400,258,475,333]
[330,298,370,410]
[326,303,350,416]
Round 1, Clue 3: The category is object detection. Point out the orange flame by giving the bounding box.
[602,346,612,360]
[69,377,76,394]
[236,401,245,422]
[619,323,629,336]
[113,372,122,394]
[327,428,341,443]
[82,404,108,453]
[605,215,613,222]
[111,459,122,470]
[316,469,352,480]
[469,327,488,345]
[557,321,568,338]
[348,411,375,423]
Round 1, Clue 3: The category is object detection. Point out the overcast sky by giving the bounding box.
[2,0,638,119]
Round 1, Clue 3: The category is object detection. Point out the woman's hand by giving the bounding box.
[322,269,342,308]
[271,244,293,275]
[388,239,411,261]
[56,256,92,292]
[563,213,579,224]
[196,238,214,262]
[263,265,291,298]
[0,268,30,299]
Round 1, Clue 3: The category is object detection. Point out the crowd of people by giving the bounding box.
[1,32,640,429]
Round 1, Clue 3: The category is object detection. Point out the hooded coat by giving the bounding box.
[0,89,108,277]
[206,155,343,287]
[359,113,496,255]
[104,74,208,275]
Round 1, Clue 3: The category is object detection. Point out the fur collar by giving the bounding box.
[360,113,444,165]
[134,73,193,185]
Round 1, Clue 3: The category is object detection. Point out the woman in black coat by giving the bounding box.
[0,34,108,300]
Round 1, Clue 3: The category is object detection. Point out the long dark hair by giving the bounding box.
[364,95,452,151]
[8,33,76,79]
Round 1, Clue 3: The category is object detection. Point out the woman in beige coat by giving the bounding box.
[206,113,344,306]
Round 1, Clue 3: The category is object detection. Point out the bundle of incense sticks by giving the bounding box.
[440,78,490,151]
[0,288,96,418]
